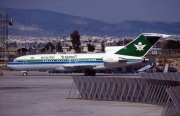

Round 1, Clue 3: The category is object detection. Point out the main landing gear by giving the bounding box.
[84,69,96,76]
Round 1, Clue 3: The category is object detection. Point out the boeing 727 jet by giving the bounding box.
[7,33,170,76]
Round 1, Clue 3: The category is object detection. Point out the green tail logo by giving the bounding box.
[115,33,164,57]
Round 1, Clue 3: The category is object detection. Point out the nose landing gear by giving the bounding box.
[22,71,28,76]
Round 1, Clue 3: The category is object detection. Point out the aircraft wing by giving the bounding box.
[62,64,96,69]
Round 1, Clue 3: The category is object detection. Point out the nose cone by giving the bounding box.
[6,62,10,67]
[7,62,15,70]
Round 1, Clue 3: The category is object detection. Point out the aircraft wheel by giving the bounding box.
[23,72,27,76]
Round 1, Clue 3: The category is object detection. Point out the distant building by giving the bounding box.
[8,47,19,56]
[156,57,180,70]
[148,48,180,55]
[148,48,162,55]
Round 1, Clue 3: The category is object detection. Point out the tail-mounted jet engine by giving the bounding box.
[102,57,126,63]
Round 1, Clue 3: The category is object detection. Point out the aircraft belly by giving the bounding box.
[13,64,59,71]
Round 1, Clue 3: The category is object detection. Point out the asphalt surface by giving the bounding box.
[0,71,163,116]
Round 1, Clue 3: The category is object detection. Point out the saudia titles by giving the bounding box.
[61,55,77,59]
[41,55,77,59]
[41,56,55,59]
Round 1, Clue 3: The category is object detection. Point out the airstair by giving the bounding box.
[137,62,159,73]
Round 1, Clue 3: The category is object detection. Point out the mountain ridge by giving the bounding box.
[5,8,180,37]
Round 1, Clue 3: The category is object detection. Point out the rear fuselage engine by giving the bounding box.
[102,57,126,63]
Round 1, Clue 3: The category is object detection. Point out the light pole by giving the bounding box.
[0,9,13,61]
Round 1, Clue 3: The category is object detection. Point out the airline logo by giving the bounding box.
[134,42,146,51]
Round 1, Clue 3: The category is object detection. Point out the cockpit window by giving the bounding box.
[13,59,18,62]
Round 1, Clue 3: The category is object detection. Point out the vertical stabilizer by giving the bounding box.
[115,33,170,57]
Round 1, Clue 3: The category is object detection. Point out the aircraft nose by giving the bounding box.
[6,63,14,69]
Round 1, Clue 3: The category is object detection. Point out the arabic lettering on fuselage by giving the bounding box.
[61,55,77,59]
[41,56,55,59]
[40,55,77,59]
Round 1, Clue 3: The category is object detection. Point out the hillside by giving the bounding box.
[5,8,180,37]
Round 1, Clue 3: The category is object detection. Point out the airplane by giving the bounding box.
[7,33,170,76]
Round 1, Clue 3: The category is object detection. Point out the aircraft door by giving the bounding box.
[23,58,27,65]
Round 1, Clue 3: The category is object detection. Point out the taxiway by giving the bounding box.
[0,71,163,116]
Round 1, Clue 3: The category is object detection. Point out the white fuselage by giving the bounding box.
[7,53,142,71]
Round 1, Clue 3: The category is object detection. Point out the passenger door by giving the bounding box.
[23,59,27,65]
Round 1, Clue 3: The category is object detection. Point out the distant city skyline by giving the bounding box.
[0,0,180,23]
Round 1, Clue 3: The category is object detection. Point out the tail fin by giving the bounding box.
[115,33,170,57]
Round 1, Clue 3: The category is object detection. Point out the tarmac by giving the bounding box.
[0,70,163,116]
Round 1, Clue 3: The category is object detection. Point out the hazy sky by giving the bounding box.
[0,0,180,23]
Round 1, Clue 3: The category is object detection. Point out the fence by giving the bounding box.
[68,73,180,116]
